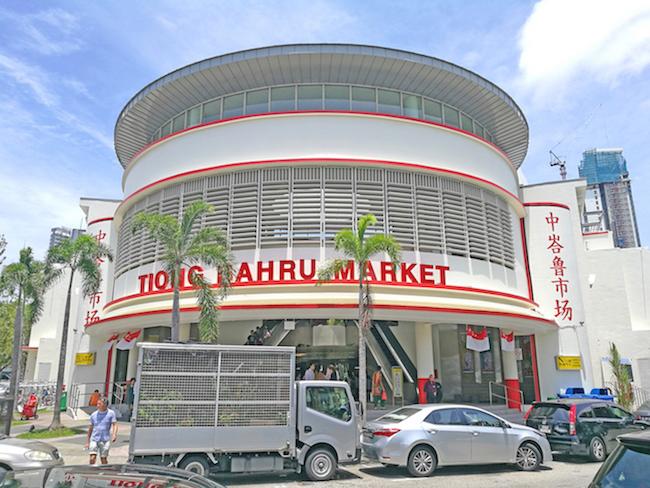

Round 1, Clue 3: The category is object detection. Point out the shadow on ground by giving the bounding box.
[217,468,361,486]
[360,463,551,479]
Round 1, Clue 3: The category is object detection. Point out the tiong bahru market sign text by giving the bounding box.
[137,259,450,294]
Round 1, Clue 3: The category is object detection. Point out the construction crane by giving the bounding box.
[549,150,567,180]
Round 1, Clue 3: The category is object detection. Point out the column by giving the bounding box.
[415,322,434,404]
[502,348,521,409]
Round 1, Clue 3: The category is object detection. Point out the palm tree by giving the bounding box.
[132,201,234,343]
[46,235,113,430]
[318,214,400,421]
[609,342,633,410]
[0,247,46,435]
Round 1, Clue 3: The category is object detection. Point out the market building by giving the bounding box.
[24,44,650,412]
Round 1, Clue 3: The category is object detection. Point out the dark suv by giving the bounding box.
[525,399,646,461]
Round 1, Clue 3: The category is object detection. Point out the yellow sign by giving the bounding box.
[75,353,96,366]
[556,356,582,370]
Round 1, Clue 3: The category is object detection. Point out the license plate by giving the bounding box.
[540,424,552,434]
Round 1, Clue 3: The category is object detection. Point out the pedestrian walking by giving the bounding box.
[303,363,316,380]
[88,389,100,407]
[85,396,118,465]
[371,366,385,408]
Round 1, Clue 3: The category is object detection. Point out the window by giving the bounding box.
[297,85,323,110]
[443,106,460,127]
[270,86,295,112]
[579,409,594,419]
[461,113,473,132]
[172,114,185,133]
[187,106,201,127]
[423,99,442,123]
[474,122,485,138]
[528,404,569,421]
[351,86,376,112]
[160,121,172,138]
[223,93,244,118]
[378,407,421,422]
[610,406,633,420]
[592,406,615,419]
[324,85,349,110]
[402,94,422,118]
[202,99,221,123]
[425,408,467,425]
[377,89,401,115]
[143,326,170,342]
[189,323,199,342]
[306,386,351,422]
[246,89,268,115]
[462,408,502,427]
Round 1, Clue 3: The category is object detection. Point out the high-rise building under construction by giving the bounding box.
[579,148,640,248]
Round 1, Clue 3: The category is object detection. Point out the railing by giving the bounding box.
[488,381,525,412]
[17,382,57,408]
[605,382,650,410]
[68,382,126,419]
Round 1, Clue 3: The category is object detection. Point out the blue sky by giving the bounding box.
[0,0,648,260]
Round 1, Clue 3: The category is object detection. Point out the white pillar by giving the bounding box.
[415,322,434,403]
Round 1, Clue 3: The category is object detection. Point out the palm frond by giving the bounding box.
[192,272,220,343]
[180,201,214,245]
[357,214,377,243]
[132,212,179,248]
[363,234,402,264]
[333,229,359,258]
[317,259,352,284]
[78,257,102,298]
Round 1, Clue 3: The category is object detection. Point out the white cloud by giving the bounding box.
[518,0,650,94]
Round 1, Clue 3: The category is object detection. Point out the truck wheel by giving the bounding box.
[407,445,437,477]
[305,447,336,481]
[589,437,607,462]
[178,455,211,476]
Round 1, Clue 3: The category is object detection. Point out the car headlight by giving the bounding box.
[24,450,54,461]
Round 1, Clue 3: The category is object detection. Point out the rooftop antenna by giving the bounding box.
[549,150,567,180]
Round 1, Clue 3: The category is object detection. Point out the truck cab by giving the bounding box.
[296,381,360,479]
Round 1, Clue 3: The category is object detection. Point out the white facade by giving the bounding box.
[24,45,649,410]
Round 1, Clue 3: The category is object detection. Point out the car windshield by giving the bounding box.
[529,404,569,421]
[591,444,650,487]
[378,407,421,423]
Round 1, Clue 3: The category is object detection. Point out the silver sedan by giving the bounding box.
[362,404,552,477]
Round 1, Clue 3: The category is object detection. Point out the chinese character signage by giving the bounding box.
[83,218,112,328]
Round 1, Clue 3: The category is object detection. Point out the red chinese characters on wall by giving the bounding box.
[545,212,573,321]
[84,229,108,327]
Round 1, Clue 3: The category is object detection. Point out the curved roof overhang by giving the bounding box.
[115,44,529,169]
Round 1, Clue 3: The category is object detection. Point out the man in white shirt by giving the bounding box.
[303,363,316,380]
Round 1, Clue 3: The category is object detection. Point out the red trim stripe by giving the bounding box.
[519,218,534,301]
[88,303,556,328]
[128,110,513,169]
[523,202,570,210]
[582,231,609,236]
[87,217,114,226]
[103,282,538,311]
[104,346,113,398]
[118,157,522,217]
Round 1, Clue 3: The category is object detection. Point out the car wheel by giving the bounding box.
[305,447,336,481]
[589,436,607,462]
[407,445,437,477]
[515,442,541,471]
[178,455,211,476]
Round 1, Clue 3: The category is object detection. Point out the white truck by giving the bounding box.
[129,343,360,481]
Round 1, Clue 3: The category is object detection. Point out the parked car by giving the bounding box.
[633,400,650,424]
[362,404,551,477]
[588,430,650,487]
[0,434,63,484]
[525,399,646,462]
[4,463,224,488]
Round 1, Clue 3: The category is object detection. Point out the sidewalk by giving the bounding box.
[10,411,130,465]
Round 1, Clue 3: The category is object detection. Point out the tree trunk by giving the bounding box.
[171,266,181,343]
[358,279,367,424]
[50,270,75,430]
[3,289,23,436]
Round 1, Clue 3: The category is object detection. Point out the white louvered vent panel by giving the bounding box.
[129,200,147,270]
[356,168,385,235]
[205,173,230,236]
[500,208,515,269]
[386,171,415,250]
[465,195,488,260]
[324,167,353,242]
[181,185,205,234]
[291,167,322,246]
[140,199,160,266]
[260,168,289,248]
[230,171,259,250]
[115,213,133,277]
[485,201,504,265]
[415,187,443,253]
[442,190,468,257]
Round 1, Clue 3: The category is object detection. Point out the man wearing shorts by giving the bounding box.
[85,396,118,464]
